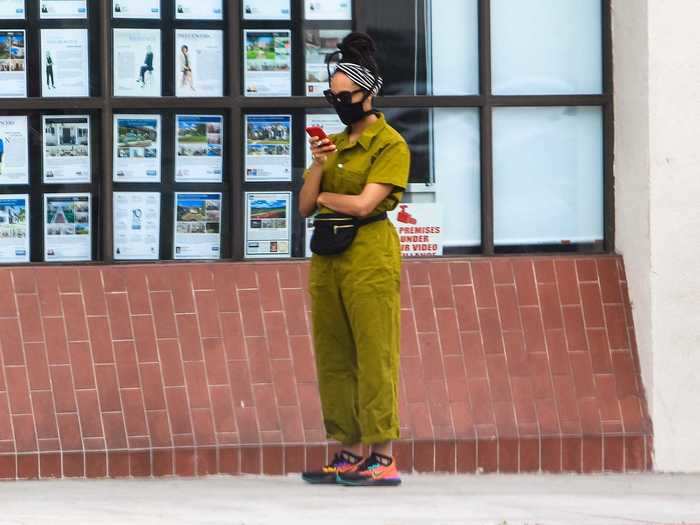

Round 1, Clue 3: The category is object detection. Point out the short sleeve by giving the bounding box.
[365,140,411,190]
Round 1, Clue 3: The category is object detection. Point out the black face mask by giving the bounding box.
[324,88,375,125]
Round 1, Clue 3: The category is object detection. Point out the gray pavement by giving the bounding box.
[0,473,699,525]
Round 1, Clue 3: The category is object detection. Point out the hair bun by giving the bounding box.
[341,32,377,57]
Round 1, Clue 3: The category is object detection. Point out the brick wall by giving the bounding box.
[0,255,652,479]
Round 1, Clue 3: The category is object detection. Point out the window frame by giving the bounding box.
[0,0,614,264]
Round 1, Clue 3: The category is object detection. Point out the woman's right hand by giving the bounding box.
[309,137,337,167]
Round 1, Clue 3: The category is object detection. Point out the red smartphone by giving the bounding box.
[305,126,329,141]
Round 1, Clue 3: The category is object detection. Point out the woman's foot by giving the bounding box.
[301,450,364,484]
[336,452,401,486]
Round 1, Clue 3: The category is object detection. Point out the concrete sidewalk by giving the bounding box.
[0,473,699,525]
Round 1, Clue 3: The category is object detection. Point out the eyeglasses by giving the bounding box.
[323,88,365,106]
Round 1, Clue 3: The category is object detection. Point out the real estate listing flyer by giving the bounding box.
[113,114,161,182]
[0,194,29,263]
[41,29,90,97]
[244,30,291,97]
[0,1,25,19]
[0,116,29,184]
[0,30,26,97]
[175,0,222,20]
[44,193,91,262]
[43,115,91,184]
[40,0,87,18]
[174,192,221,260]
[243,0,289,20]
[305,0,352,20]
[175,30,223,97]
[113,191,160,260]
[245,192,291,259]
[113,0,160,19]
[175,114,223,182]
[245,115,291,182]
[113,28,161,97]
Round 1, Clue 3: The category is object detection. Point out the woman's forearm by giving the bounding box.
[316,193,365,217]
[298,162,324,217]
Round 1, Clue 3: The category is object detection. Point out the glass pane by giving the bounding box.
[491,0,602,95]
[387,108,481,250]
[493,106,603,246]
[429,0,479,95]
[362,0,478,95]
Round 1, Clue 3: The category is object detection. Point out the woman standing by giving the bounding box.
[299,32,410,487]
[179,45,195,92]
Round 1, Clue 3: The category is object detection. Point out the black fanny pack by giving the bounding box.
[310,212,388,256]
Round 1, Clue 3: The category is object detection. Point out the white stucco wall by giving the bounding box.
[613,0,700,472]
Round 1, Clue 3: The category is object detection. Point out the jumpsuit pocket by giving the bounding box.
[334,166,367,195]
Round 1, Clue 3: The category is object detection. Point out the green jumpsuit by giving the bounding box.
[304,113,411,446]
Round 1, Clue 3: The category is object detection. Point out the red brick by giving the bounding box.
[562,437,582,473]
[297,383,323,431]
[14,416,38,453]
[612,352,638,397]
[106,293,132,340]
[513,259,538,306]
[400,310,419,357]
[17,453,39,479]
[176,314,202,362]
[486,354,511,402]
[165,386,192,434]
[102,268,126,293]
[605,304,628,349]
[534,260,556,283]
[56,413,81,451]
[203,338,228,385]
[56,268,81,293]
[39,453,61,478]
[454,285,479,331]
[429,263,453,308]
[477,438,497,473]
[597,258,622,303]
[184,361,210,409]
[102,412,128,449]
[264,311,290,359]
[406,262,430,286]
[131,315,158,363]
[61,294,88,342]
[69,341,95,389]
[553,374,579,424]
[468,378,494,425]
[580,283,605,328]
[150,291,176,338]
[569,352,596,397]
[587,328,613,373]
[121,389,148,436]
[436,308,462,356]
[87,316,114,364]
[289,335,316,383]
[6,367,32,414]
[43,317,69,365]
[257,266,282,311]
[190,265,214,291]
[282,289,308,336]
[254,383,280,432]
[545,329,571,376]
[195,290,221,338]
[234,264,258,290]
[536,399,560,435]
[471,261,497,307]
[238,289,265,337]
[538,283,563,330]
[12,268,36,293]
[603,436,624,472]
[278,264,301,289]
[576,259,598,282]
[75,389,102,437]
[95,364,121,412]
[461,331,487,378]
[495,285,521,331]
[0,272,16,317]
[247,337,273,384]
[492,259,514,285]
[124,267,151,315]
[147,410,172,447]
[167,266,195,314]
[80,268,107,316]
[220,312,245,361]
[521,306,546,353]
[227,359,254,406]
[17,294,43,343]
[478,308,503,354]
[36,270,61,316]
[449,262,471,285]
[210,385,236,433]
[562,306,588,352]
[114,340,139,388]
[0,318,24,365]
[139,363,166,410]
[49,366,77,413]
[25,342,51,391]
[32,391,58,439]
[270,359,297,406]
[595,373,621,421]
[555,259,580,305]
[191,409,216,446]
[236,406,261,445]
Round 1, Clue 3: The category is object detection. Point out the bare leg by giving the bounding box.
[371,441,393,458]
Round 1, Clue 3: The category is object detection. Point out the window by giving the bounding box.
[0,0,612,263]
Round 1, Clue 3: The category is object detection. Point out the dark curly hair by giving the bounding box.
[336,32,381,78]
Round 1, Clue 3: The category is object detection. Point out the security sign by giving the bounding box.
[388,202,443,257]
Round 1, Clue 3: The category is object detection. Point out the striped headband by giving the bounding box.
[334,62,383,96]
